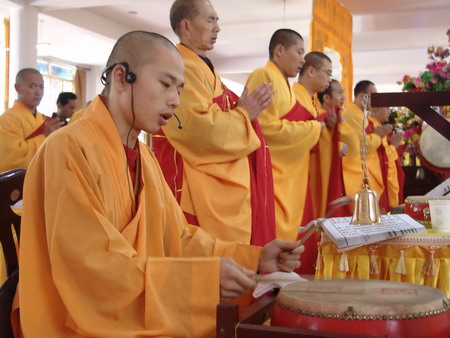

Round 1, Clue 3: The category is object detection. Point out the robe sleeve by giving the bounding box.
[245,68,321,163]
[0,112,45,171]
[342,108,381,154]
[163,62,260,166]
[23,134,258,337]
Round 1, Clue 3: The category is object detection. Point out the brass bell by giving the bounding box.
[350,180,382,225]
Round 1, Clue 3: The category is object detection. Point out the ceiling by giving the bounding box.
[1,0,449,95]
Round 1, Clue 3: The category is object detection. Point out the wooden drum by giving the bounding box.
[271,279,449,337]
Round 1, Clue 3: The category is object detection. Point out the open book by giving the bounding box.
[300,214,426,250]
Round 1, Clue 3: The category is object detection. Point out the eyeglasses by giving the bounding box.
[314,67,333,78]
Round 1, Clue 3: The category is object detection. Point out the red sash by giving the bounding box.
[281,101,318,274]
[366,120,390,211]
[322,108,349,217]
[24,115,53,141]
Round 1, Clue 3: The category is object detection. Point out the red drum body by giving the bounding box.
[404,196,432,228]
[271,279,449,337]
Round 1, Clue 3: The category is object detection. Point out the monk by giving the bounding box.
[294,52,340,221]
[367,107,403,211]
[317,79,355,216]
[52,91,77,125]
[13,31,304,337]
[153,0,276,246]
[245,29,322,274]
[0,68,62,172]
[342,80,392,205]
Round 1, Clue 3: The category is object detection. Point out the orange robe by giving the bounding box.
[367,117,400,210]
[245,62,321,242]
[153,44,276,246]
[13,96,261,337]
[293,83,344,219]
[0,100,47,172]
[342,103,382,199]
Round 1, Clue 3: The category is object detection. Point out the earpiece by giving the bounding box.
[101,62,136,85]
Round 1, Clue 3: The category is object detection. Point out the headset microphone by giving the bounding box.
[173,112,183,129]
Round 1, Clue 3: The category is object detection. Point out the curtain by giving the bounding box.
[4,17,10,111]
[310,0,353,102]
[74,68,87,110]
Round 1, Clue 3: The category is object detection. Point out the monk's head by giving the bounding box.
[170,0,220,56]
[354,80,376,110]
[318,79,346,110]
[298,52,332,94]
[15,68,44,111]
[371,107,390,123]
[269,29,305,79]
[102,31,184,143]
[56,92,77,120]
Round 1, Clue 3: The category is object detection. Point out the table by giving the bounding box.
[315,231,450,298]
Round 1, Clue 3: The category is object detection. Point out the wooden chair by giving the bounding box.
[0,168,26,338]
[216,291,372,338]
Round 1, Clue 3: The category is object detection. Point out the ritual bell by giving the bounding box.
[350,179,382,225]
[350,93,382,225]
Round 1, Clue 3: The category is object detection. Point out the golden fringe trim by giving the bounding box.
[423,248,437,276]
[395,249,407,275]
[339,251,349,272]
[369,245,379,275]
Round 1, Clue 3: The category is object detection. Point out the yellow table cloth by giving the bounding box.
[315,231,450,298]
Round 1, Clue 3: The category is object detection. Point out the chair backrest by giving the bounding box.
[0,168,25,276]
[0,168,26,338]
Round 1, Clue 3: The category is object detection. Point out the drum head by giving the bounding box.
[276,279,448,318]
[419,119,450,169]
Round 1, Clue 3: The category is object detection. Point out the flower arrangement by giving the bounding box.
[388,107,422,165]
[398,46,450,92]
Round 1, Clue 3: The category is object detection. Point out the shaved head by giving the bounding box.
[269,29,303,60]
[15,68,42,84]
[103,31,178,91]
[299,52,331,76]
[170,0,208,36]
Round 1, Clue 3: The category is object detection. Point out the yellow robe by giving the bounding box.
[245,61,321,241]
[0,100,46,172]
[342,102,382,197]
[293,83,333,218]
[68,108,85,124]
[367,117,400,208]
[157,44,261,244]
[13,96,260,338]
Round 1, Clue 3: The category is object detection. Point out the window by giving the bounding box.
[37,59,76,116]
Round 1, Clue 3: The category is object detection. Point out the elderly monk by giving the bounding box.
[153,0,276,246]
[12,31,304,338]
[342,80,392,206]
[317,79,355,216]
[0,68,62,172]
[245,29,322,274]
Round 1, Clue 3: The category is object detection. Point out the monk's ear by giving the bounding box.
[179,18,190,35]
[111,65,127,92]
[274,44,284,58]
[14,83,20,94]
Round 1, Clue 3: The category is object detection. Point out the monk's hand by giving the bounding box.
[43,119,64,136]
[339,143,349,157]
[258,239,304,273]
[390,130,403,148]
[238,83,274,121]
[324,112,338,129]
[374,124,392,139]
[220,258,257,303]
